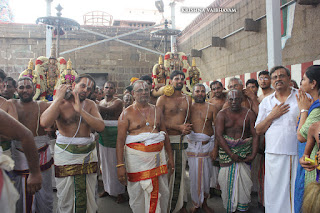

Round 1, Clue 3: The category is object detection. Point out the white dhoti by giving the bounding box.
[11,135,53,213]
[265,153,297,213]
[210,164,219,188]
[168,135,188,213]
[219,162,252,213]
[99,120,125,196]
[186,132,214,208]
[125,132,169,213]
[0,147,19,213]
[54,132,98,213]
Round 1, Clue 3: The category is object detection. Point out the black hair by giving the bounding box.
[210,81,223,88]
[74,73,96,90]
[170,70,185,80]
[0,69,6,81]
[125,85,133,92]
[4,77,17,88]
[305,65,320,89]
[139,75,152,84]
[258,70,270,77]
[246,78,259,88]
[104,81,116,88]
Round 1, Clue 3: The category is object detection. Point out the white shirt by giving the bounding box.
[255,88,299,155]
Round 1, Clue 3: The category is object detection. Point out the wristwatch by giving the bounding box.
[300,109,308,113]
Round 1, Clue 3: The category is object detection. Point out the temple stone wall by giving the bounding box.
[0,23,166,93]
[177,0,320,81]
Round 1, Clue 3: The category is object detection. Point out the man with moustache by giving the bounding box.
[0,108,42,213]
[0,77,18,157]
[116,80,174,213]
[98,81,125,202]
[1,77,17,100]
[216,90,258,212]
[187,83,217,213]
[209,81,226,111]
[40,74,105,213]
[156,70,192,213]
[255,66,298,213]
[246,79,259,96]
[140,75,158,105]
[10,77,54,213]
[223,78,259,115]
[257,71,274,102]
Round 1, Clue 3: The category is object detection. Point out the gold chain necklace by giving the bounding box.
[135,104,151,126]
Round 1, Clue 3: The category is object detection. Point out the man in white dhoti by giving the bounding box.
[156,70,192,213]
[98,81,125,202]
[255,66,299,213]
[11,77,53,213]
[186,84,218,213]
[40,74,105,213]
[117,80,174,213]
[0,105,42,213]
[216,90,258,212]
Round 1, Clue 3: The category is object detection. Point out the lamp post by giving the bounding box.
[45,0,53,58]
[36,4,80,58]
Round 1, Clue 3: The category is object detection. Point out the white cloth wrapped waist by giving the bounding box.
[125,131,166,146]
[186,131,214,144]
[56,131,95,145]
[104,120,118,127]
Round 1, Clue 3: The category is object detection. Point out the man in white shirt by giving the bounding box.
[255,66,299,213]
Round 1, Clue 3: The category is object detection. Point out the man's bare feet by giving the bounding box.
[99,191,109,198]
[116,194,126,203]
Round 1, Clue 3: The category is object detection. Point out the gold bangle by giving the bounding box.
[116,163,125,168]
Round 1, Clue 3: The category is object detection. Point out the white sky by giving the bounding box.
[9,0,214,30]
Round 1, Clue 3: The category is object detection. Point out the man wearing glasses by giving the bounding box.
[257,71,274,102]
[255,66,299,213]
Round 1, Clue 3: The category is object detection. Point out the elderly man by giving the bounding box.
[40,74,105,213]
[257,71,274,102]
[255,66,299,213]
[216,90,258,212]
[223,77,259,115]
[157,70,192,213]
[10,77,53,213]
[187,83,217,213]
[116,80,174,213]
[123,93,133,109]
[0,109,42,213]
[98,81,125,202]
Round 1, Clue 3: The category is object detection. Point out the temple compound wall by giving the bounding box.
[177,0,320,85]
[0,23,166,93]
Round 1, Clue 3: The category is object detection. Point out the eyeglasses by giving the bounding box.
[258,77,270,81]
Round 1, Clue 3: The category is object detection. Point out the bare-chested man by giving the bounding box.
[257,71,274,102]
[223,77,259,115]
[209,81,226,111]
[9,77,53,213]
[98,81,125,202]
[116,80,174,213]
[123,93,133,109]
[187,84,217,213]
[0,73,18,157]
[40,74,104,213]
[0,109,42,212]
[216,90,258,213]
[156,70,192,213]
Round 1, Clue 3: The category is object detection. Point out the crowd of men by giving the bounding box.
[0,64,320,213]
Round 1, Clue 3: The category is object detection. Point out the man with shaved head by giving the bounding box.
[216,90,258,212]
